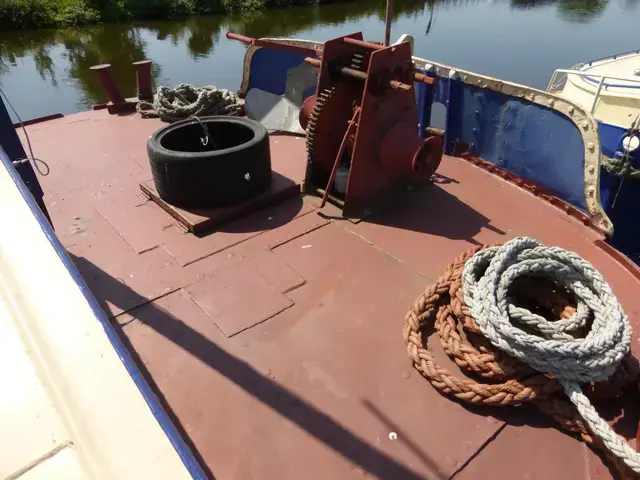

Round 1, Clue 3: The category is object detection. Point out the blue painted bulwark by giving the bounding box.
[465,87,588,211]
[416,69,435,138]
[245,47,640,265]
[246,48,588,211]
[432,83,588,211]
[598,121,640,263]
[247,48,311,96]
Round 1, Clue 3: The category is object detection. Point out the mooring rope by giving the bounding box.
[404,237,640,474]
[601,117,640,181]
[137,83,244,122]
[602,153,640,180]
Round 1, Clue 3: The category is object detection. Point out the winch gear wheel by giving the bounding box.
[305,87,336,169]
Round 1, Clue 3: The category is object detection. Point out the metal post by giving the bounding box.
[89,64,125,105]
[590,76,606,114]
[132,60,153,101]
[384,0,393,46]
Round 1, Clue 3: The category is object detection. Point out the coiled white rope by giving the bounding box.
[136,83,244,123]
[462,237,639,472]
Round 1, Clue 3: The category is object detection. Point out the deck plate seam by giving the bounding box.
[340,222,439,283]
[111,287,181,325]
[164,208,318,267]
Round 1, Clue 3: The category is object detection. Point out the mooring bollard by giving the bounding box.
[89,64,125,105]
[132,60,153,101]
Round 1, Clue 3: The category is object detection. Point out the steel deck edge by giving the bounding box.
[0,144,208,480]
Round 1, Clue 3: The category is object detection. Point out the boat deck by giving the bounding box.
[24,109,640,479]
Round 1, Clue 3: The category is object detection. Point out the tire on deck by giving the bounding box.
[147,116,271,208]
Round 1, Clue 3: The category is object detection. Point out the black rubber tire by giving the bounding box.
[147,116,271,208]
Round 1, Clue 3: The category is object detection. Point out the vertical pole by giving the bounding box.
[444,72,461,156]
[133,60,153,101]
[417,68,435,139]
[89,64,125,104]
[590,75,606,114]
[384,0,393,46]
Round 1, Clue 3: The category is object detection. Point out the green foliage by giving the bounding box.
[123,0,198,17]
[54,0,101,26]
[0,0,328,30]
[222,0,265,11]
[0,0,56,29]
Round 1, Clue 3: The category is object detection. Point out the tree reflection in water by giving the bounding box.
[0,0,626,115]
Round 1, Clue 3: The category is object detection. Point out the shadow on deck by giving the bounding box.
[71,253,445,480]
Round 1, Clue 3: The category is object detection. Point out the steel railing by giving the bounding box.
[547,68,640,114]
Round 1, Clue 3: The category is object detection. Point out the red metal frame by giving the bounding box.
[303,33,442,215]
[226,32,322,57]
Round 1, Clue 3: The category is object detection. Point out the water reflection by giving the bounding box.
[0,31,59,85]
[511,0,608,21]
[0,25,157,106]
[0,0,432,109]
[0,0,636,119]
[63,26,156,106]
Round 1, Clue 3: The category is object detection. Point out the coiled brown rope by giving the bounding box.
[403,244,640,473]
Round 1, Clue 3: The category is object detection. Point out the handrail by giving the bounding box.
[547,68,640,114]
[583,49,640,67]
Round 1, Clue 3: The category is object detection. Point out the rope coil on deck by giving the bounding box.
[136,83,244,122]
[404,237,640,473]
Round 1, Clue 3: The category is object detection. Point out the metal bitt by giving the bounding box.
[89,64,125,105]
[132,60,153,101]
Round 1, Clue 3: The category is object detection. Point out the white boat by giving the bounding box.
[548,49,640,140]
[547,50,640,261]
[0,146,203,478]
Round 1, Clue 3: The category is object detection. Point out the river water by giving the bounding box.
[0,0,638,122]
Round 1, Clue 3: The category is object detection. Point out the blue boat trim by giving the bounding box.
[238,38,611,235]
[581,75,640,90]
[0,145,208,479]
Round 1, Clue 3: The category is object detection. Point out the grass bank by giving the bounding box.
[0,0,331,30]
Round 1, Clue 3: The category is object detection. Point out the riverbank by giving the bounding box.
[0,0,330,30]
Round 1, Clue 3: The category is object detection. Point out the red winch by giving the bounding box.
[299,33,443,213]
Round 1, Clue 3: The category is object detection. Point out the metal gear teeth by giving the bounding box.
[305,86,336,167]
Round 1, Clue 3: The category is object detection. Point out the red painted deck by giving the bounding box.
[23,110,640,479]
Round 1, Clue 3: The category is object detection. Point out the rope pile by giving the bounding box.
[137,83,244,122]
[602,153,640,180]
[601,120,640,180]
[404,237,640,474]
